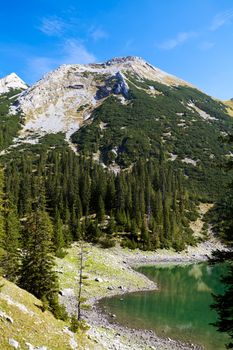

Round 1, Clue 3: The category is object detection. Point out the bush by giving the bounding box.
[173,240,186,252]
[50,297,68,321]
[69,316,90,332]
[121,238,137,250]
[69,314,79,333]
[99,237,116,248]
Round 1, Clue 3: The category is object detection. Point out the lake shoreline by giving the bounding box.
[82,242,223,350]
[58,237,226,349]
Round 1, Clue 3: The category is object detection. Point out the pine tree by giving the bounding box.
[209,135,233,348]
[19,190,59,311]
[97,195,105,222]
[141,220,150,250]
[53,211,65,257]
[85,219,101,243]
[0,198,20,281]
[0,168,4,245]
[107,213,116,235]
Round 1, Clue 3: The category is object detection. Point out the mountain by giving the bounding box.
[224,98,233,116]
[0,57,232,349]
[11,56,191,139]
[0,73,27,94]
[2,56,233,200]
[0,55,233,253]
[0,278,91,349]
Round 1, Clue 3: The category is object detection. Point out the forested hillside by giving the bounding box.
[0,58,233,328]
[72,77,233,200]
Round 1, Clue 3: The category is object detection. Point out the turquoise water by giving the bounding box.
[100,263,229,350]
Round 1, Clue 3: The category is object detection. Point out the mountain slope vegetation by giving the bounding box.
[0,278,91,349]
[0,58,232,344]
[72,76,233,200]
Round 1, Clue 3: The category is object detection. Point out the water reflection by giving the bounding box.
[101,263,228,350]
[188,264,203,279]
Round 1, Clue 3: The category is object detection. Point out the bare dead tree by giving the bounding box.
[77,239,84,321]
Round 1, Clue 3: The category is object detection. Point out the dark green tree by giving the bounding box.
[210,251,233,349]
[0,198,20,281]
[53,211,65,257]
[210,134,233,348]
[19,190,61,315]
[97,195,105,222]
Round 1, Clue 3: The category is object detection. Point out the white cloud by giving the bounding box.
[199,41,215,51]
[159,31,198,50]
[39,16,66,36]
[25,39,96,82]
[123,39,135,51]
[210,9,233,31]
[89,27,108,41]
[26,56,58,81]
[62,39,96,64]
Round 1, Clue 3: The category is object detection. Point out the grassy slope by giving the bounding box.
[224,99,233,117]
[57,243,156,303]
[72,80,233,200]
[0,279,92,350]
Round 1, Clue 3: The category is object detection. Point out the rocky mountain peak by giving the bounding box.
[0,73,28,94]
[9,56,193,143]
[105,56,144,65]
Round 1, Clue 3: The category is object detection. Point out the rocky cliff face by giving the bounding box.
[0,73,27,94]
[1,56,233,200]
[10,56,191,139]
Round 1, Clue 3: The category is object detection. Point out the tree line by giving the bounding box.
[0,145,198,317]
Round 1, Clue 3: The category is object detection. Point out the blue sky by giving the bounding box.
[0,0,233,99]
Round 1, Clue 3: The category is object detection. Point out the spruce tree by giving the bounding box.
[53,211,65,257]
[0,198,20,281]
[19,185,60,313]
[97,195,105,222]
[0,168,4,244]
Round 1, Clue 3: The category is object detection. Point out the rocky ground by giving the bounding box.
[57,240,225,350]
[57,204,226,350]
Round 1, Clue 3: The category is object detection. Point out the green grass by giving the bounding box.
[57,243,155,302]
[71,79,233,200]
[0,278,92,350]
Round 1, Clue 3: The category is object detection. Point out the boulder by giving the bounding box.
[95,277,103,282]
[8,339,20,349]
[0,310,13,324]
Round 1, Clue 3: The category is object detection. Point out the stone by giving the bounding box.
[8,339,20,349]
[6,316,14,323]
[107,286,114,290]
[95,277,103,282]
[0,310,13,323]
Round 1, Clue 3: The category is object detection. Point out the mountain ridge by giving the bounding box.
[9,56,193,140]
[1,56,233,200]
[0,73,27,94]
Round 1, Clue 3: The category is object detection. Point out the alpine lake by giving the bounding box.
[99,263,229,350]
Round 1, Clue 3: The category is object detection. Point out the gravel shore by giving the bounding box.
[57,203,227,349]
[83,238,227,350]
[58,234,226,349]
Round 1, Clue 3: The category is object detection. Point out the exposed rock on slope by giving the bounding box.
[0,73,27,94]
[10,56,191,139]
[224,98,233,116]
[0,278,92,349]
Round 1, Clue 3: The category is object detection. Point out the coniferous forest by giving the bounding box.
[1,1,233,347]
[0,72,232,337]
